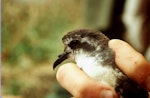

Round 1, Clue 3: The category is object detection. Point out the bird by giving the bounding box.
[53,29,148,98]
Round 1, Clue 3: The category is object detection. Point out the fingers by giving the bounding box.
[56,63,118,98]
[109,39,150,91]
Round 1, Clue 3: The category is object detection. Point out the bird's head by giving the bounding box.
[53,29,110,69]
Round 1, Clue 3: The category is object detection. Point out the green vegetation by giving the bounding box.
[2,0,84,97]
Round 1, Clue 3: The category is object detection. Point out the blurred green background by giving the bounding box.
[2,0,126,98]
[2,0,85,98]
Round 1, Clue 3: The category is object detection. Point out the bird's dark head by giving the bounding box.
[53,29,110,69]
[62,29,109,51]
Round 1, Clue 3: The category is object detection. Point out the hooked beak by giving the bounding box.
[53,52,70,69]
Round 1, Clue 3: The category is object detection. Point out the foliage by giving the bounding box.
[2,0,83,65]
[2,0,83,97]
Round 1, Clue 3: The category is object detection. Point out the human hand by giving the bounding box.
[109,39,150,91]
[56,39,150,98]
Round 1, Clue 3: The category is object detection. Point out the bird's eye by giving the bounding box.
[68,40,80,49]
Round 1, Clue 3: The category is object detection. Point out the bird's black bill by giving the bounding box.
[53,52,70,69]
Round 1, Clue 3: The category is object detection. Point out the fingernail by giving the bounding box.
[100,90,115,98]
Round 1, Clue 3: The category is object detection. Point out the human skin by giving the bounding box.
[56,39,150,98]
